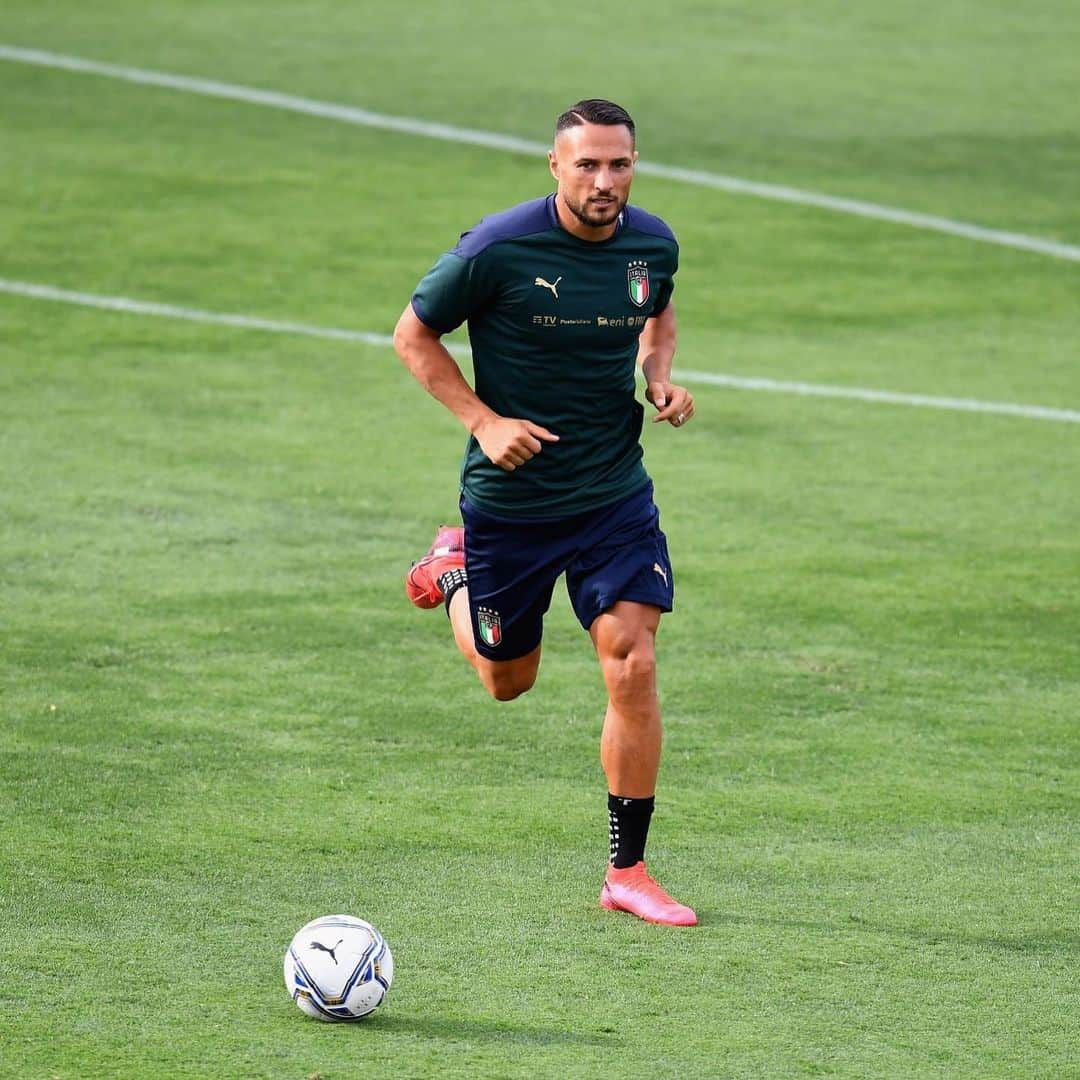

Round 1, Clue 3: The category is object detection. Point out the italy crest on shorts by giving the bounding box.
[477,607,502,647]
[627,260,649,307]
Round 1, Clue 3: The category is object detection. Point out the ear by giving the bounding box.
[632,149,639,165]
[547,148,559,182]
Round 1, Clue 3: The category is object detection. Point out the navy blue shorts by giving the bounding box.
[461,482,674,661]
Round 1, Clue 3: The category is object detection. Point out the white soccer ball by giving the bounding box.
[284,914,394,1021]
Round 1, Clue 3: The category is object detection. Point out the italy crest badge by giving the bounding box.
[477,607,502,647]
[627,260,649,307]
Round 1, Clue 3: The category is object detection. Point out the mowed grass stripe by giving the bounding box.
[3,277,1079,425]
[2,43,1080,264]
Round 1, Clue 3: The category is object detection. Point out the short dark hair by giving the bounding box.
[555,99,635,142]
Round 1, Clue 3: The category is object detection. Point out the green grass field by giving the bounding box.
[2,3,1078,1077]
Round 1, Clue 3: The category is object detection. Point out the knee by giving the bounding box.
[478,664,538,702]
[604,635,656,693]
[489,682,528,702]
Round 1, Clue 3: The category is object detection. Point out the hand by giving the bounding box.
[473,416,559,471]
[646,381,695,428]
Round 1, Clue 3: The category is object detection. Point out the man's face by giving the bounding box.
[548,122,637,233]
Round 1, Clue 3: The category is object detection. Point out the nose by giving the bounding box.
[594,168,613,190]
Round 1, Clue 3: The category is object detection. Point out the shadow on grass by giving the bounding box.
[369,1012,612,1046]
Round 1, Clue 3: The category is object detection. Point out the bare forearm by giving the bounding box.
[393,306,495,435]
[393,303,560,470]
[401,342,492,434]
[637,303,677,384]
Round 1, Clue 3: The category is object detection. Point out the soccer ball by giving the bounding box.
[284,914,394,1021]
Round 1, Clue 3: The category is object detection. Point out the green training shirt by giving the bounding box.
[411,193,679,517]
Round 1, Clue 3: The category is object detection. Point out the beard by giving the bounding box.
[563,191,626,229]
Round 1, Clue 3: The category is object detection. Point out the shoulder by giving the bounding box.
[452,196,556,259]
[622,204,677,244]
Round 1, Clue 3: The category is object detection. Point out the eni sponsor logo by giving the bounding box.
[598,314,649,328]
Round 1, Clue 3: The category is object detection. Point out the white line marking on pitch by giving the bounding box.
[0,279,399,348]
[2,44,1079,265]
[3,278,1077,425]
[675,370,1080,424]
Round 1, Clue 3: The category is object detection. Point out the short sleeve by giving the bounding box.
[411,251,494,334]
[651,245,678,316]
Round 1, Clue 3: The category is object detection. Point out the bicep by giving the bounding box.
[640,302,677,345]
[395,301,442,343]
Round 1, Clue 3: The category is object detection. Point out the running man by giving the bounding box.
[393,99,697,926]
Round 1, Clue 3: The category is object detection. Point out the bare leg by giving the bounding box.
[589,600,663,797]
[447,588,541,702]
[590,600,695,923]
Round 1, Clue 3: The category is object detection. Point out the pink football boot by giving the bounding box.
[600,862,698,926]
[405,525,465,609]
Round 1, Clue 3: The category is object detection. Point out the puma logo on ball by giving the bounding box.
[309,938,344,964]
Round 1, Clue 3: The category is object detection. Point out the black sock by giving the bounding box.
[437,567,468,614]
[608,793,655,868]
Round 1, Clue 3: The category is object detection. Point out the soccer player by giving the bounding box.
[393,99,697,926]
